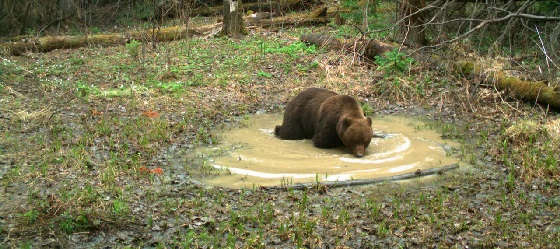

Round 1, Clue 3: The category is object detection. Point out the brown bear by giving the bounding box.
[275,88,373,157]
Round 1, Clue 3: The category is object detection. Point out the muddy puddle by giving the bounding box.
[198,114,459,188]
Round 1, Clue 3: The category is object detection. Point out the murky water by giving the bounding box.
[200,114,458,188]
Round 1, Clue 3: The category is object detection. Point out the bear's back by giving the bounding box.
[320,94,364,119]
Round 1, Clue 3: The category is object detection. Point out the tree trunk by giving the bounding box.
[362,0,369,32]
[220,0,247,38]
[398,0,427,46]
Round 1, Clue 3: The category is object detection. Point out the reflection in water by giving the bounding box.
[201,114,458,188]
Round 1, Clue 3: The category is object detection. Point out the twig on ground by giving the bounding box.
[261,164,459,191]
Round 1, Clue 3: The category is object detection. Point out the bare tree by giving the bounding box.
[398,0,428,46]
[388,0,560,108]
[362,0,370,32]
[390,0,560,68]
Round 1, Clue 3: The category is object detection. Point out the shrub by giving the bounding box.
[374,49,414,74]
[126,40,141,59]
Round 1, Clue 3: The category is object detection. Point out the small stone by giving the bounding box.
[545,225,560,233]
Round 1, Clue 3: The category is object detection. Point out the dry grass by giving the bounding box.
[546,118,560,141]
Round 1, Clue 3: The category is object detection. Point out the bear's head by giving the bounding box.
[337,116,373,157]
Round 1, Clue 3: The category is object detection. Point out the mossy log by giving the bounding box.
[261,164,459,190]
[300,33,396,60]
[1,24,216,56]
[455,60,560,110]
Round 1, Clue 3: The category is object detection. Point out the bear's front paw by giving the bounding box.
[274,125,282,136]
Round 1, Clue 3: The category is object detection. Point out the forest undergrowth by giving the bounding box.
[1,8,560,248]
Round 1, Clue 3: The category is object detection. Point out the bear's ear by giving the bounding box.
[366,117,372,126]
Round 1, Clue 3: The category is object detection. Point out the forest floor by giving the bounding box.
[1,12,560,249]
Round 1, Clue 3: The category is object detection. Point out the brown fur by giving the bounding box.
[275,88,373,157]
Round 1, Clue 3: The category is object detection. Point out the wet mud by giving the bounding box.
[198,114,459,188]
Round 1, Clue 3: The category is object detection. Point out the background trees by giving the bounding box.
[1,0,558,67]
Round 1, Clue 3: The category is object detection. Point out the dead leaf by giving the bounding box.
[91,109,103,116]
[139,166,149,174]
[142,111,160,118]
[150,167,164,175]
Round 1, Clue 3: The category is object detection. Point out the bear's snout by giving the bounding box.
[353,145,365,157]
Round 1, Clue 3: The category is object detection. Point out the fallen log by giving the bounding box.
[261,164,459,190]
[1,24,218,56]
[298,34,560,110]
[455,60,560,111]
[246,16,328,28]
[300,33,396,60]
[194,0,319,16]
[245,6,330,28]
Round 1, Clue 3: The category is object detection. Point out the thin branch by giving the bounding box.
[491,7,560,21]
[535,25,559,70]
[261,164,460,191]
[412,9,560,53]
[367,0,444,35]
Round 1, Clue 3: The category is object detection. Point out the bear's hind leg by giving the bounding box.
[274,123,305,140]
